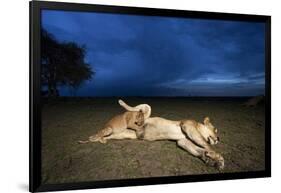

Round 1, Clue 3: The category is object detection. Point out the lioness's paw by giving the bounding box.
[204,151,224,170]
[202,151,216,166]
[215,155,225,170]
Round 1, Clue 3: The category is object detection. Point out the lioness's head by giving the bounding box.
[200,117,220,145]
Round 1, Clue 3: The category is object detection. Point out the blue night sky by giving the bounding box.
[41,10,265,97]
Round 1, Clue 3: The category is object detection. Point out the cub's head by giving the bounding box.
[134,110,145,126]
[200,117,220,145]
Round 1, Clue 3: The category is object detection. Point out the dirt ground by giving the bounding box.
[41,98,265,184]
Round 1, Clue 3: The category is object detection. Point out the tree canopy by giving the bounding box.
[41,29,94,97]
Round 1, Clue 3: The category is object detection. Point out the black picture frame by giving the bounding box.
[30,1,271,192]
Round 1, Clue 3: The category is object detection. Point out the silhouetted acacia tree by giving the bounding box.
[41,29,94,97]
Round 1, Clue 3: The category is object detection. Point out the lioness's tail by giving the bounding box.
[118,99,151,119]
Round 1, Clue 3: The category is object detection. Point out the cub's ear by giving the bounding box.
[204,117,210,125]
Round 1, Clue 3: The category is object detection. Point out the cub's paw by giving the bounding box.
[136,129,145,139]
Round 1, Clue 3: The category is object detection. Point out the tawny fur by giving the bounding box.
[78,110,144,144]
[118,99,151,120]
[118,100,224,170]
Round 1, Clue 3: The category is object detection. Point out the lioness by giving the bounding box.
[119,100,224,169]
[78,110,144,144]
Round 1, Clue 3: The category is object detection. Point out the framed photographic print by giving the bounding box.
[30,0,271,192]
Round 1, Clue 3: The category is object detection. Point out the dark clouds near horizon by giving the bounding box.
[42,10,265,96]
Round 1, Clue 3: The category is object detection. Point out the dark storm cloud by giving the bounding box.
[42,10,265,96]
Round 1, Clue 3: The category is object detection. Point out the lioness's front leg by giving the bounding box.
[176,138,224,170]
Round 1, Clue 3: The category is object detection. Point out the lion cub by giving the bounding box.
[78,110,144,144]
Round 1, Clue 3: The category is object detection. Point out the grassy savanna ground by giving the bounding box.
[41,98,265,184]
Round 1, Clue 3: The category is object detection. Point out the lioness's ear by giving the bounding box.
[204,117,210,125]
